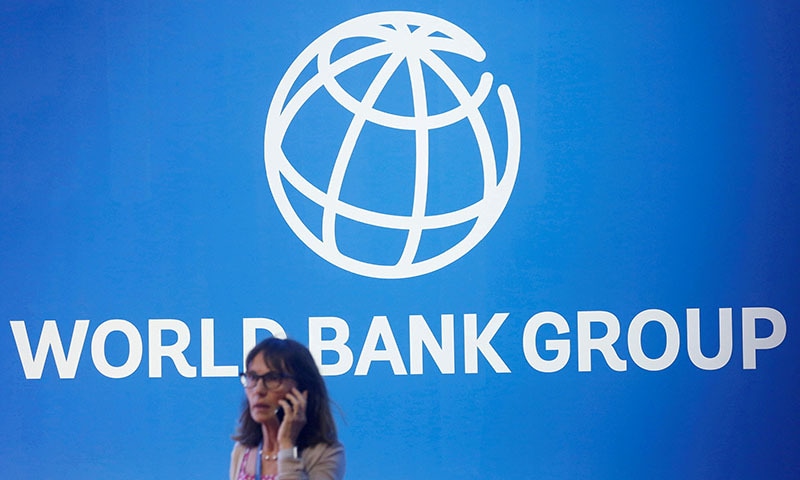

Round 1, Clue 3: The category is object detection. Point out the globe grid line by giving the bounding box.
[403,30,432,266]
[321,49,407,255]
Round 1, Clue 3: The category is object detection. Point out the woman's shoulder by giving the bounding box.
[231,441,249,455]
[303,441,344,457]
[231,442,252,466]
[300,441,345,476]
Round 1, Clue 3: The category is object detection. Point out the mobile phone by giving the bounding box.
[276,406,284,423]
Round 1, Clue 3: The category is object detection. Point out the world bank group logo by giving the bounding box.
[264,11,520,279]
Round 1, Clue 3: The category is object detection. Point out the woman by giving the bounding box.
[230,337,345,480]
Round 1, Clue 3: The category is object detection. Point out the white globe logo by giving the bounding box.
[264,11,520,279]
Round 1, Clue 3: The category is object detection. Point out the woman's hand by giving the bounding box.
[276,387,308,450]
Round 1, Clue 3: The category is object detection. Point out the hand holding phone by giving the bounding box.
[276,388,308,449]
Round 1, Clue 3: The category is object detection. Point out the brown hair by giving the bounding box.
[232,337,338,450]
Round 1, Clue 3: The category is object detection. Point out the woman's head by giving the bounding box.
[234,337,338,449]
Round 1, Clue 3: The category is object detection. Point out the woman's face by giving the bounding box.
[245,352,298,424]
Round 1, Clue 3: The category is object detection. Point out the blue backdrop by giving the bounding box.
[1,1,798,479]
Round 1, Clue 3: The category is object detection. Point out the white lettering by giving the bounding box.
[355,316,407,376]
[522,312,570,373]
[308,316,353,376]
[577,311,627,372]
[148,319,196,378]
[8,307,787,380]
[687,308,733,370]
[742,307,786,369]
[409,314,455,374]
[242,317,287,367]
[10,320,90,379]
[627,309,680,371]
[91,319,143,378]
[464,313,510,374]
[201,318,238,377]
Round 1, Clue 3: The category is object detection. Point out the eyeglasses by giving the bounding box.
[239,371,292,390]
